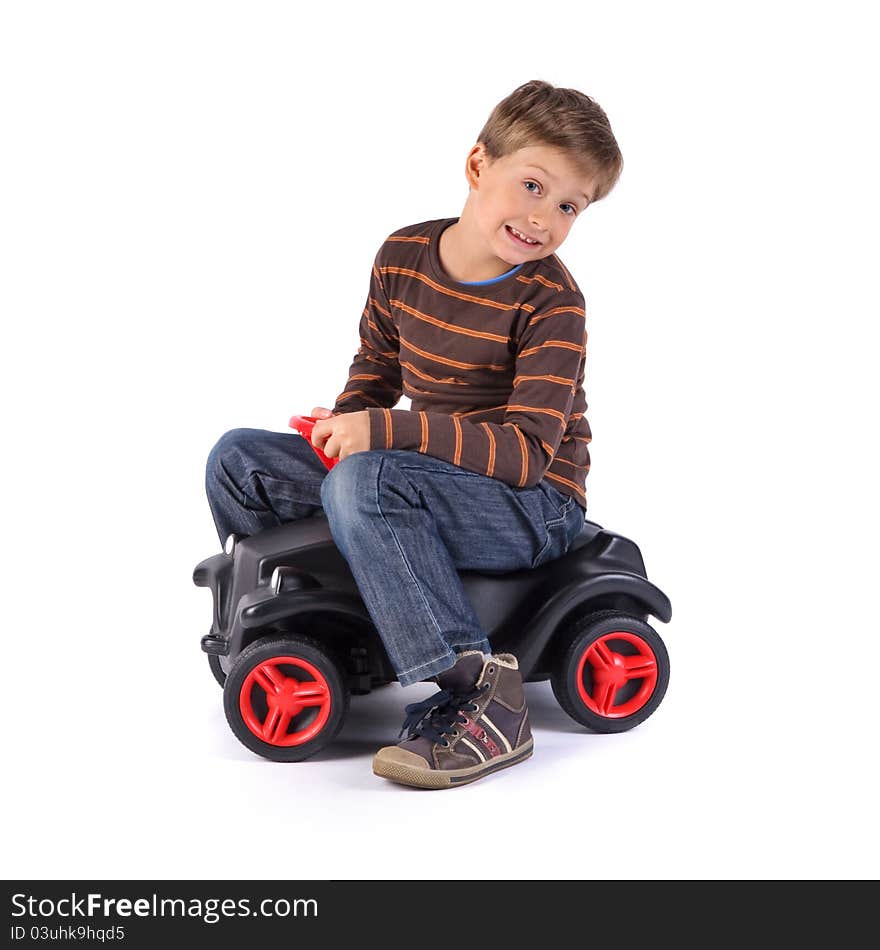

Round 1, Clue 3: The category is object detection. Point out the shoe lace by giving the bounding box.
[398,683,489,744]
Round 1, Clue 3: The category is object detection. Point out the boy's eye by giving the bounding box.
[524,181,577,216]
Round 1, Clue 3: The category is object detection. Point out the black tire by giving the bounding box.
[208,653,226,687]
[551,612,670,733]
[223,635,350,762]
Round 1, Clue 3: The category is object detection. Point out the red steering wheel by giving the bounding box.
[288,415,340,470]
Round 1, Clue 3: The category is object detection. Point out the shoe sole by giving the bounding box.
[372,738,534,789]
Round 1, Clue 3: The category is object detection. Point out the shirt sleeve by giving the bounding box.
[366,291,587,488]
[331,252,403,415]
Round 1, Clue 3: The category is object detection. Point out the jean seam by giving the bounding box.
[397,648,456,678]
[541,482,574,516]
[532,531,553,567]
[535,496,575,566]
[455,638,490,650]
[220,455,259,512]
[397,464,488,480]
[375,454,445,647]
[260,471,323,505]
[544,498,573,529]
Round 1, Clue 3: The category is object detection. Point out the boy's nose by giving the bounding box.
[528,215,548,239]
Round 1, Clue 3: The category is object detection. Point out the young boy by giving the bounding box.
[205,79,623,788]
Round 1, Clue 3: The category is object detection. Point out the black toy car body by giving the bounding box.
[194,511,672,762]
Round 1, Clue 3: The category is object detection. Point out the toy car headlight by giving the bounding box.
[270,566,284,595]
[224,534,238,556]
[270,566,302,595]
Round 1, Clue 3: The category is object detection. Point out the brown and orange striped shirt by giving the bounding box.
[332,217,592,512]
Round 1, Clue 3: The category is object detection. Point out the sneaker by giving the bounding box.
[372,651,533,789]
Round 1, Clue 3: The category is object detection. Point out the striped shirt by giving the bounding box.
[332,217,591,511]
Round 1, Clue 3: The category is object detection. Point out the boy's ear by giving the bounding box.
[465,143,487,189]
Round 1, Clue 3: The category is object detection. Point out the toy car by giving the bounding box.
[194,419,673,762]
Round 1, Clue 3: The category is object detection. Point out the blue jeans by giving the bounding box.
[205,428,586,686]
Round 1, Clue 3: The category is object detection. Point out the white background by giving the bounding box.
[2,1,877,881]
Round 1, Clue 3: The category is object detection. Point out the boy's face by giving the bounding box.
[466,143,598,264]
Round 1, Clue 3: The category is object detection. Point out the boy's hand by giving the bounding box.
[311,410,371,461]
[309,406,335,420]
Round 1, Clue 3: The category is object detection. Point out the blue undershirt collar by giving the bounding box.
[457,264,523,285]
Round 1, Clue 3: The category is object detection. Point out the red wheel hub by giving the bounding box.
[239,655,332,746]
[575,631,658,718]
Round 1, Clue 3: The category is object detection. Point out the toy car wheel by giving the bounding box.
[551,612,670,734]
[208,654,226,687]
[223,635,350,762]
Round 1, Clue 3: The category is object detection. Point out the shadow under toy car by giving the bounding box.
[194,417,672,762]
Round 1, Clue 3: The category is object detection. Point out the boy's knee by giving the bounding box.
[320,451,383,513]
[206,428,259,476]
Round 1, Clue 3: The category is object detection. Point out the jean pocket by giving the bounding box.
[530,485,577,569]
[536,481,572,519]
[564,497,585,547]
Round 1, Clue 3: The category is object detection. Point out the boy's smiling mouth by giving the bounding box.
[505,225,542,246]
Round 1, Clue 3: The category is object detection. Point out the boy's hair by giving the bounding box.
[476,79,623,203]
